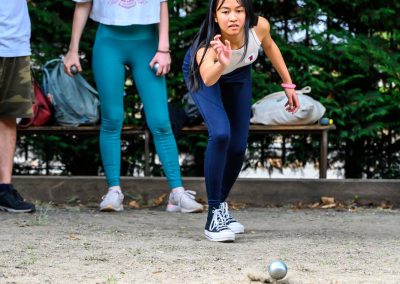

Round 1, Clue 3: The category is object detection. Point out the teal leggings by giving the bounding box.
[92,24,182,189]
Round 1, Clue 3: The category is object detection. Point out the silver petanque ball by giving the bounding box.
[152,63,159,74]
[70,65,78,75]
[268,260,288,280]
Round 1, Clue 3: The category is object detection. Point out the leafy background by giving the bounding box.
[16,0,400,179]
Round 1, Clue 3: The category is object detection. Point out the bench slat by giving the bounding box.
[181,124,336,134]
[17,124,335,134]
[17,125,145,135]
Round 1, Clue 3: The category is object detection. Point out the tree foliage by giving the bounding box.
[18,0,399,179]
[252,0,400,178]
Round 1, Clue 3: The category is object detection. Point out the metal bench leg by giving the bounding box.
[319,130,328,179]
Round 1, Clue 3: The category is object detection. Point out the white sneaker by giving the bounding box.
[166,188,203,213]
[220,202,244,234]
[99,188,124,212]
[204,208,235,242]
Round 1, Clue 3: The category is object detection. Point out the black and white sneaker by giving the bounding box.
[0,184,35,213]
[204,208,235,242]
[220,202,244,234]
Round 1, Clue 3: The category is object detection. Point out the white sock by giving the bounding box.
[171,187,184,194]
[109,186,121,192]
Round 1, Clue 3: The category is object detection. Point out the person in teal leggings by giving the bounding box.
[63,0,203,213]
[93,24,180,189]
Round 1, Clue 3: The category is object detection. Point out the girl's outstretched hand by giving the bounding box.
[284,88,300,113]
[210,34,231,67]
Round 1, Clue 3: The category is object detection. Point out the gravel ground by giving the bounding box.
[0,206,399,284]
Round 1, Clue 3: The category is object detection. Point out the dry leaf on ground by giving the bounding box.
[68,235,80,240]
[152,193,167,206]
[129,200,140,209]
[321,196,335,205]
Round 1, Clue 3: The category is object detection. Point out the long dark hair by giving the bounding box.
[187,0,257,92]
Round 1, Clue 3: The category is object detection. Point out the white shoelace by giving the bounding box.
[209,209,228,231]
[220,202,234,223]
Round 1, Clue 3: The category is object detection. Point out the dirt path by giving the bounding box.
[0,206,399,284]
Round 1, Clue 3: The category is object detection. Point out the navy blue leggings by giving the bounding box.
[183,50,252,208]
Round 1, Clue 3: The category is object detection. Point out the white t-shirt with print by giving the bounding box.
[0,0,31,57]
[73,0,167,26]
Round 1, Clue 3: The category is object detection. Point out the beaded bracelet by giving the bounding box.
[281,83,296,89]
[157,49,171,53]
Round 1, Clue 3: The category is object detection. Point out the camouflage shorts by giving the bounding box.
[0,56,34,118]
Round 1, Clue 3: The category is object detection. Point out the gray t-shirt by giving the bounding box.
[222,28,261,75]
[0,0,31,57]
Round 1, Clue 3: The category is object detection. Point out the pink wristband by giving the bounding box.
[281,83,296,89]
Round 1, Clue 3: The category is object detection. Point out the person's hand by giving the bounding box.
[63,51,81,76]
[284,88,300,113]
[150,51,171,76]
[210,34,231,67]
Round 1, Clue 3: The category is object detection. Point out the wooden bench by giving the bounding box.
[17,125,150,174]
[17,124,336,178]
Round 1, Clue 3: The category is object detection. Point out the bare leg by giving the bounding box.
[0,118,16,184]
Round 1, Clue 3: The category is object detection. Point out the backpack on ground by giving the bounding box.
[182,92,203,126]
[42,58,100,126]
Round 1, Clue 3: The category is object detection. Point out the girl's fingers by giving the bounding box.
[284,96,294,112]
[154,63,171,76]
[162,64,170,75]
[63,61,80,77]
[211,41,223,48]
[214,34,221,41]
[216,48,222,57]
[149,58,156,68]
[212,44,223,54]
[292,97,300,113]
[288,97,294,108]
[159,66,165,76]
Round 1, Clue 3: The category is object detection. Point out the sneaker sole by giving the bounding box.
[165,204,181,212]
[0,206,35,213]
[99,205,124,212]
[204,230,235,242]
[228,225,245,234]
[166,204,203,213]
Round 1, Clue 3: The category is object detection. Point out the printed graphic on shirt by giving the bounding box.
[108,0,147,9]
[245,53,256,64]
